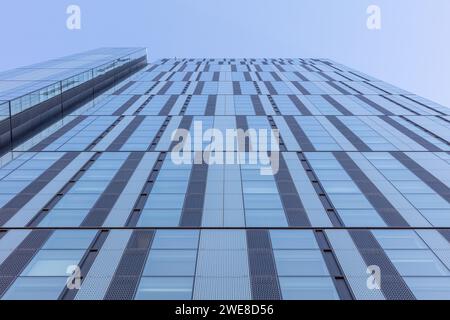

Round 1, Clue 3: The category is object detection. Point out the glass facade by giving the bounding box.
[0,55,449,300]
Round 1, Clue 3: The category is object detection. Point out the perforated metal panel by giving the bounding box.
[193,277,251,300]
[326,230,386,300]
[103,230,154,300]
[349,230,415,300]
[193,230,250,300]
[0,230,52,297]
[246,230,282,300]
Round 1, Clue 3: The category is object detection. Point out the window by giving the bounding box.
[22,250,85,277]
[385,250,450,276]
[274,250,329,276]
[151,230,199,249]
[2,277,67,300]
[245,210,287,227]
[42,230,97,250]
[137,209,181,227]
[270,230,318,249]
[39,209,88,227]
[279,277,339,300]
[404,277,450,300]
[372,230,427,249]
[135,277,194,300]
[143,250,197,276]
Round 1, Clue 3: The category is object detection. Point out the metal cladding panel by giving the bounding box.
[348,230,416,300]
[0,231,30,265]
[75,230,132,300]
[246,230,282,300]
[104,230,154,300]
[194,230,251,300]
[325,230,385,300]
[193,277,251,300]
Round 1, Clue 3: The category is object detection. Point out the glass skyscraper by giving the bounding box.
[0,50,449,300]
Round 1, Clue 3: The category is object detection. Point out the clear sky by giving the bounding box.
[1,0,449,107]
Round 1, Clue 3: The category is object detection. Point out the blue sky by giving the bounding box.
[1,0,449,106]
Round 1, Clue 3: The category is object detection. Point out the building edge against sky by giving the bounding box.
[0,48,449,300]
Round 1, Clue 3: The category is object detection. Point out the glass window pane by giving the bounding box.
[143,250,197,276]
[2,277,67,300]
[135,277,193,300]
[22,250,85,277]
[279,277,339,300]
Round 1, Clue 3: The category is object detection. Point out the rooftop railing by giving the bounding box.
[0,47,148,156]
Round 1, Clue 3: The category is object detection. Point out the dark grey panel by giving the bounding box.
[0,230,53,297]
[170,116,193,149]
[59,230,109,300]
[158,95,178,116]
[323,95,352,116]
[204,95,217,116]
[106,116,145,152]
[270,72,282,81]
[334,152,409,227]
[27,152,101,227]
[0,152,79,226]
[104,230,155,300]
[294,72,308,81]
[232,81,242,95]
[263,81,277,95]
[401,116,449,146]
[364,81,391,95]
[183,72,193,81]
[113,81,136,95]
[401,95,446,116]
[193,82,205,95]
[391,152,450,202]
[157,82,173,95]
[274,154,311,227]
[381,96,419,115]
[380,116,442,152]
[246,230,282,300]
[250,95,266,116]
[152,72,165,82]
[355,95,394,116]
[179,157,208,227]
[349,230,416,300]
[287,95,312,115]
[113,95,141,116]
[327,116,371,151]
[438,230,450,242]
[284,116,315,151]
[235,115,250,152]
[267,115,287,152]
[291,81,309,95]
[81,152,145,227]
